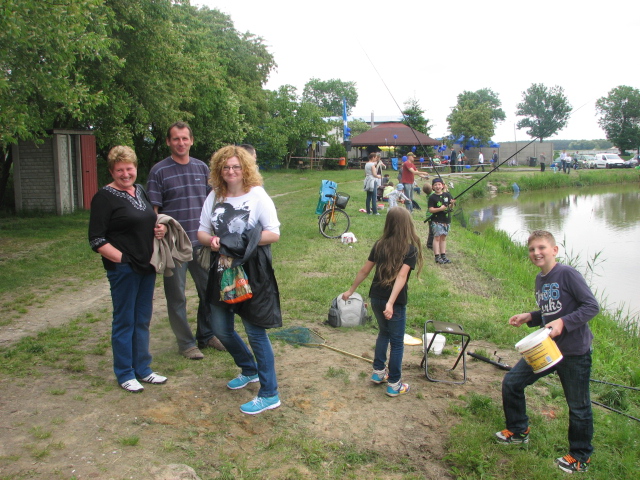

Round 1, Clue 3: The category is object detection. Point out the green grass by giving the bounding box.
[0,167,639,479]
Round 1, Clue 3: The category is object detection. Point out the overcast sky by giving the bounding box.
[195,0,637,143]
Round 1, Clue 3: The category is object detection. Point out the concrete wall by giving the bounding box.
[12,138,57,212]
[13,133,87,214]
[494,141,555,166]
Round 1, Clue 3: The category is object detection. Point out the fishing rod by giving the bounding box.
[589,379,640,392]
[469,352,640,422]
[448,99,592,203]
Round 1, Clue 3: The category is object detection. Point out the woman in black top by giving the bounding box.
[88,146,168,393]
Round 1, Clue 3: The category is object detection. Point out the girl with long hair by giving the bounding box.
[341,207,423,396]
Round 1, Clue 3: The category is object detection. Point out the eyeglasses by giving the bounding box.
[222,165,242,172]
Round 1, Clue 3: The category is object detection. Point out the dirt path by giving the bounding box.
[0,266,515,479]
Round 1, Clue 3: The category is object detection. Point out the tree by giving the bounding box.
[516,84,572,141]
[247,86,330,168]
[456,88,506,125]
[447,100,494,147]
[302,78,358,116]
[0,0,115,207]
[174,5,274,161]
[401,98,431,135]
[325,117,370,144]
[595,86,640,154]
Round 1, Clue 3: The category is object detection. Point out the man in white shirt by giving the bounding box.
[475,152,485,172]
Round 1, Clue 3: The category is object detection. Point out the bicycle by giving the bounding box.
[318,192,350,238]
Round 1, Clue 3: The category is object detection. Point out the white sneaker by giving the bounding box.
[140,373,167,384]
[120,379,144,393]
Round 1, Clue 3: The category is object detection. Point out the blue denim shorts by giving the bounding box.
[432,222,450,237]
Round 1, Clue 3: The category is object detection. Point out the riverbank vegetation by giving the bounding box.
[0,167,638,478]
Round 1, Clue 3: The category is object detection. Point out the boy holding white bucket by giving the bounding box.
[495,230,599,474]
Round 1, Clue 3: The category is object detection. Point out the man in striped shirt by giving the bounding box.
[147,122,224,360]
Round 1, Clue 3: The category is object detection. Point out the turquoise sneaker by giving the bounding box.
[386,381,410,397]
[371,369,389,384]
[240,395,281,415]
[227,373,259,390]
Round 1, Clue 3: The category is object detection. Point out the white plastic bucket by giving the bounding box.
[515,328,563,373]
[423,333,446,355]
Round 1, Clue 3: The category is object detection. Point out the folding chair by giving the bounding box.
[421,320,470,385]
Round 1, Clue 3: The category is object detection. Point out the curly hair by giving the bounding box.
[107,146,137,172]
[208,145,263,198]
[373,207,423,287]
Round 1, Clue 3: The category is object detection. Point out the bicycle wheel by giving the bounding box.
[319,208,350,239]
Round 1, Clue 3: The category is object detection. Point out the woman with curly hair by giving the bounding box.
[197,145,282,415]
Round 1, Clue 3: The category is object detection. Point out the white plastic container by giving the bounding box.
[423,333,446,355]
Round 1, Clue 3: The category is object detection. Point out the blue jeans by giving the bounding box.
[210,302,278,397]
[163,251,214,351]
[365,190,377,214]
[403,183,414,211]
[502,352,593,461]
[370,297,406,384]
[106,263,156,383]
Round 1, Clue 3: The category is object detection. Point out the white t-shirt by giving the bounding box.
[198,186,280,237]
[478,153,484,164]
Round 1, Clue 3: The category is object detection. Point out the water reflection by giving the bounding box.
[468,184,640,317]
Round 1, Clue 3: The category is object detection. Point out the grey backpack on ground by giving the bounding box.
[327,293,370,327]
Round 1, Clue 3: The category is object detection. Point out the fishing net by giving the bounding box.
[269,326,373,363]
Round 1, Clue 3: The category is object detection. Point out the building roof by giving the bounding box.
[350,122,439,147]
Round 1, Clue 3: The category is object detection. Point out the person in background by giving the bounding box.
[364,152,381,215]
[379,173,390,200]
[495,230,598,474]
[341,207,422,397]
[197,145,282,415]
[560,150,568,173]
[387,183,411,208]
[449,148,458,174]
[475,151,485,172]
[401,152,428,212]
[539,152,546,172]
[457,149,465,173]
[382,181,395,200]
[89,146,168,393]
[428,178,455,264]
[147,122,225,360]
[491,150,499,170]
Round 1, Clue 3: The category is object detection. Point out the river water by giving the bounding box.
[467,183,640,318]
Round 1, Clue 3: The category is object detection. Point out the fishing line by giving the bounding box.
[361,42,593,221]
[451,100,592,202]
[359,44,446,185]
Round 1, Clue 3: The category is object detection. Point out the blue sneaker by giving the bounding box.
[227,373,259,390]
[371,369,389,384]
[386,381,410,397]
[240,395,281,415]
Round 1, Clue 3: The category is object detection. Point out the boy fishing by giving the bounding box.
[427,178,454,264]
[495,230,599,473]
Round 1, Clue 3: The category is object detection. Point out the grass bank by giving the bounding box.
[0,166,638,479]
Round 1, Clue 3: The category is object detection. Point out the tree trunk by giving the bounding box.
[0,148,14,211]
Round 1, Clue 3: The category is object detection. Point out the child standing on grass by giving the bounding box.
[495,230,599,474]
[387,184,410,208]
[427,178,454,264]
[341,207,423,397]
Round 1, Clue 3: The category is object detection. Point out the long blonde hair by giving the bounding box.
[373,207,423,287]
[208,145,263,198]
